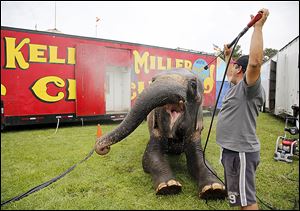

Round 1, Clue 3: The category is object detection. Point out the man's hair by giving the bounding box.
[234,55,249,73]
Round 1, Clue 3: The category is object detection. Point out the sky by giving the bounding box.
[1,1,299,55]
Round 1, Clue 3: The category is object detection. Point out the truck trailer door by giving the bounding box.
[105,66,131,113]
[75,44,106,116]
[104,48,131,114]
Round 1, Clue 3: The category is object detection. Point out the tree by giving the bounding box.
[219,44,243,61]
[263,48,278,63]
[218,46,278,63]
[231,44,243,60]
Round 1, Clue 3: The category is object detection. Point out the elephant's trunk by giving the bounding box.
[95,78,187,155]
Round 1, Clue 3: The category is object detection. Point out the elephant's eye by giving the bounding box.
[187,79,198,101]
[190,80,197,90]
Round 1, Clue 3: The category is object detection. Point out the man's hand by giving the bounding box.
[223,44,232,63]
[250,8,269,28]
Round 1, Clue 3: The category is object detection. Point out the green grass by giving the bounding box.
[1,112,299,210]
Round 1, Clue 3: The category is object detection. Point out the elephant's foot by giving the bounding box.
[156,179,182,195]
[199,183,227,200]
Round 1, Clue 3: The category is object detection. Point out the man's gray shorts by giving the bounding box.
[221,148,260,207]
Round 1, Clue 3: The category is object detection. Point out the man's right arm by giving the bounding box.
[246,9,269,86]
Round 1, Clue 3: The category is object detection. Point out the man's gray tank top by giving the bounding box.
[216,76,266,152]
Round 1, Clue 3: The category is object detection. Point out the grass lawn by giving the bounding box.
[1,112,299,210]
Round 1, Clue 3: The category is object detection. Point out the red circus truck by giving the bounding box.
[1,26,217,129]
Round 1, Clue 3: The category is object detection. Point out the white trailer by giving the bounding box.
[261,36,299,117]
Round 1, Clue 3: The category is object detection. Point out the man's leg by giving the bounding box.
[221,149,260,209]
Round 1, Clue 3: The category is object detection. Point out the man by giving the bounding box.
[216,8,269,210]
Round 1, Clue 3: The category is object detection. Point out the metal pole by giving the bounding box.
[95,17,100,37]
[54,1,57,29]
[96,24,97,37]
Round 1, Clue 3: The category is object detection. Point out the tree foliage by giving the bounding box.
[219,44,243,61]
[218,46,278,63]
[263,48,278,62]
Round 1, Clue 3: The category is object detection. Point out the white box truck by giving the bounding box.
[261,36,299,118]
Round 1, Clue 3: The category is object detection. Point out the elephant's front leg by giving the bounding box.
[184,139,226,200]
[142,136,182,195]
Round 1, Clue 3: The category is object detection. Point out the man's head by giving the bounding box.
[229,55,249,85]
[234,55,249,74]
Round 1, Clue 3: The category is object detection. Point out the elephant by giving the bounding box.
[95,68,226,200]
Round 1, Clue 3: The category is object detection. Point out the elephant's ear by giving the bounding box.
[147,110,162,138]
[147,110,157,130]
[195,79,204,132]
[196,104,204,133]
[154,109,159,128]
[147,109,155,131]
